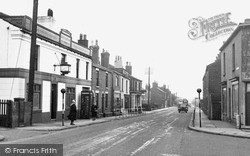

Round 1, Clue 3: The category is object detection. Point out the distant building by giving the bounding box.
[220,19,250,127]
[203,57,221,120]
[150,82,167,109]
[125,62,143,112]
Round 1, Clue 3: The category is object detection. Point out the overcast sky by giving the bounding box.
[1,0,250,100]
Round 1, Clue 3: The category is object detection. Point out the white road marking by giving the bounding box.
[130,137,155,156]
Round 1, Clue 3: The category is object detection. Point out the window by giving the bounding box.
[116,76,119,87]
[222,87,227,116]
[232,43,235,71]
[86,62,89,80]
[106,73,108,87]
[96,70,99,86]
[105,94,108,108]
[76,59,80,78]
[232,83,239,117]
[96,93,99,107]
[61,54,66,63]
[33,84,41,110]
[122,78,124,92]
[139,82,141,91]
[126,80,128,93]
[34,45,40,71]
[223,52,226,76]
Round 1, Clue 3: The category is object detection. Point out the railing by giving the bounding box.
[0,99,11,127]
[114,108,146,119]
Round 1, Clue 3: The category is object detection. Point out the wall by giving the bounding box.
[0,78,25,99]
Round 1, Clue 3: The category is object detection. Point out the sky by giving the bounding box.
[1,0,250,101]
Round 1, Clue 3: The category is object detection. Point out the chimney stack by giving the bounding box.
[114,56,123,68]
[37,9,56,31]
[78,34,89,48]
[101,49,110,68]
[125,62,132,75]
[90,40,100,64]
[47,8,53,17]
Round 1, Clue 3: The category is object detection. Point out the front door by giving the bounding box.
[51,84,57,119]
[246,83,250,125]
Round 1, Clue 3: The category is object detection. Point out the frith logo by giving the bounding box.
[188,13,237,41]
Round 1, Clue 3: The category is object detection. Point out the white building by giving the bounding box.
[0,11,92,123]
[113,56,130,113]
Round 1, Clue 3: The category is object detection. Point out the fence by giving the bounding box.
[114,108,146,119]
[0,98,31,128]
[0,100,12,127]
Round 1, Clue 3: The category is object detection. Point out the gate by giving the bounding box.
[0,100,11,127]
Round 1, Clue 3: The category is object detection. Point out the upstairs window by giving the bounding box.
[232,43,235,72]
[96,70,99,86]
[223,52,226,76]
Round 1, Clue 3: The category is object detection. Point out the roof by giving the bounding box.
[220,22,250,51]
[0,12,91,59]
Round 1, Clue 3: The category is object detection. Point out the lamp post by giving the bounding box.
[197,88,202,127]
[61,88,66,126]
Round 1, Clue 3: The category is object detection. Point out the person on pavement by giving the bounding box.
[91,103,98,121]
[68,99,77,125]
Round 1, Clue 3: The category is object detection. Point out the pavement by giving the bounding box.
[188,107,250,139]
[0,107,250,142]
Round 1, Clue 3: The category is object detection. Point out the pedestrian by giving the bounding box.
[67,99,77,125]
[91,104,98,121]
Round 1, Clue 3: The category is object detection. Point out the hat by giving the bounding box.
[72,99,75,103]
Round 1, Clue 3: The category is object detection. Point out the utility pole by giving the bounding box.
[28,0,38,126]
[147,67,150,106]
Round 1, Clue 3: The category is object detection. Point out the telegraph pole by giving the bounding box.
[28,0,38,126]
[147,67,151,106]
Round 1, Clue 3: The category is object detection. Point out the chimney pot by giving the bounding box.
[245,19,250,24]
[47,9,53,17]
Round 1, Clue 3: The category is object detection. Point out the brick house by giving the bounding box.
[202,56,221,120]
[220,19,250,127]
[91,41,113,117]
[150,82,167,109]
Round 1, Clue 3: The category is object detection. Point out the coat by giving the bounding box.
[91,105,98,117]
[68,103,77,120]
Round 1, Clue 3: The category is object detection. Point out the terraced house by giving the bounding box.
[91,41,113,117]
[220,19,250,128]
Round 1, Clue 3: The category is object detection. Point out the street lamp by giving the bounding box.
[54,62,71,76]
[61,88,66,126]
[60,62,71,75]
[197,88,202,128]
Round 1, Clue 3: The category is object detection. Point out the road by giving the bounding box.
[2,107,250,156]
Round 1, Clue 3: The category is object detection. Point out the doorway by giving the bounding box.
[246,83,250,125]
[51,84,57,119]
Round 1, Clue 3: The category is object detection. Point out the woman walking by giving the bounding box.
[68,99,77,125]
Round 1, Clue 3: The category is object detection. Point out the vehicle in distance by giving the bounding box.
[178,99,188,113]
